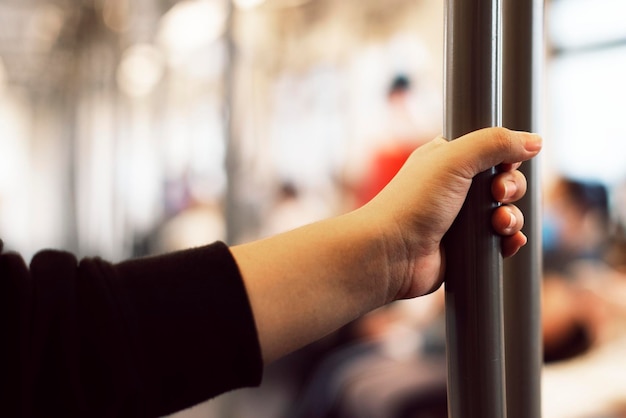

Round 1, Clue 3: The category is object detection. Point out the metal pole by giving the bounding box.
[502,0,544,417]
[443,0,506,417]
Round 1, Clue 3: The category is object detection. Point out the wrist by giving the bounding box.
[355,202,443,301]
[347,206,412,304]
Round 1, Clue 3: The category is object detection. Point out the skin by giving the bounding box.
[231,127,543,364]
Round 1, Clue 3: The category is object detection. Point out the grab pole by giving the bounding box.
[502,0,544,417]
[443,0,506,417]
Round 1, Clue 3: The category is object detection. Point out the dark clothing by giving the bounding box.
[0,241,263,417]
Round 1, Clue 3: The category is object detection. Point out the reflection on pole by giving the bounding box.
[502,0,544,417]
[443,0,506,417]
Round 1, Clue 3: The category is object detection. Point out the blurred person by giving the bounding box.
[541,179,626,417]
[260,182,335,239]
[543,177,610,275]
[606,222,626,274]
[355,75,433,207]
[154,201,226,253]
[541,177,620,362]
[135,174,227,256]
[606,180,626,274]
[0,128,541,417]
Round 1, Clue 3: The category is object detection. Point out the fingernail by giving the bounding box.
[505,180,518,200]
[507,209,517,229]
[524,134,543,152]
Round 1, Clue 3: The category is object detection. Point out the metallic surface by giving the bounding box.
[502,0,544,417]
[443,0,506,417]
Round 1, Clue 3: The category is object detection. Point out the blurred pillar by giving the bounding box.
[223,2,270,245]
[223,0,241,245]
[443,0,506,417]
[502,0,544,417]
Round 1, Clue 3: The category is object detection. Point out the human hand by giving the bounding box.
[232,128,541,363]
[361,127,542,300]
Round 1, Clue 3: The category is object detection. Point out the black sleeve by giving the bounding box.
[0,240,263,418]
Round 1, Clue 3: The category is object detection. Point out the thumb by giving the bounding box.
[445,127,542,178]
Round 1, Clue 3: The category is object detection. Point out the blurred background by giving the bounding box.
[0,0,625,417]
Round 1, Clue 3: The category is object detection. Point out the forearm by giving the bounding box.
[231,207,402,364]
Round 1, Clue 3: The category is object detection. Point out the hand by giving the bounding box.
[232,127,541,363]
[361,127,542,300]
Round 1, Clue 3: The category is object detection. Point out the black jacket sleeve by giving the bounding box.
[0,240,263,418]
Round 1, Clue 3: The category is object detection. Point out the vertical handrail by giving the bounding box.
[443,0,507,417]
[502,0,544,417]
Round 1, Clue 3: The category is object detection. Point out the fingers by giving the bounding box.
[501,232,528,258]
[492,204,526,257]
[493,204,524,236]
[492,169,527,204]
[446,127,542,179]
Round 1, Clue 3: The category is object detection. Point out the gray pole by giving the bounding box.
[502,0,544,417]
[443,0,506,417]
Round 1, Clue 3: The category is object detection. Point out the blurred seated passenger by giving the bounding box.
[543,177,610,275]
[541,177,617,362]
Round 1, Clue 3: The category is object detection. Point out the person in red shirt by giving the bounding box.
[357,75,433,206]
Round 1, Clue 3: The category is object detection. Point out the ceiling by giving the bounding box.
[0,0,433,94]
